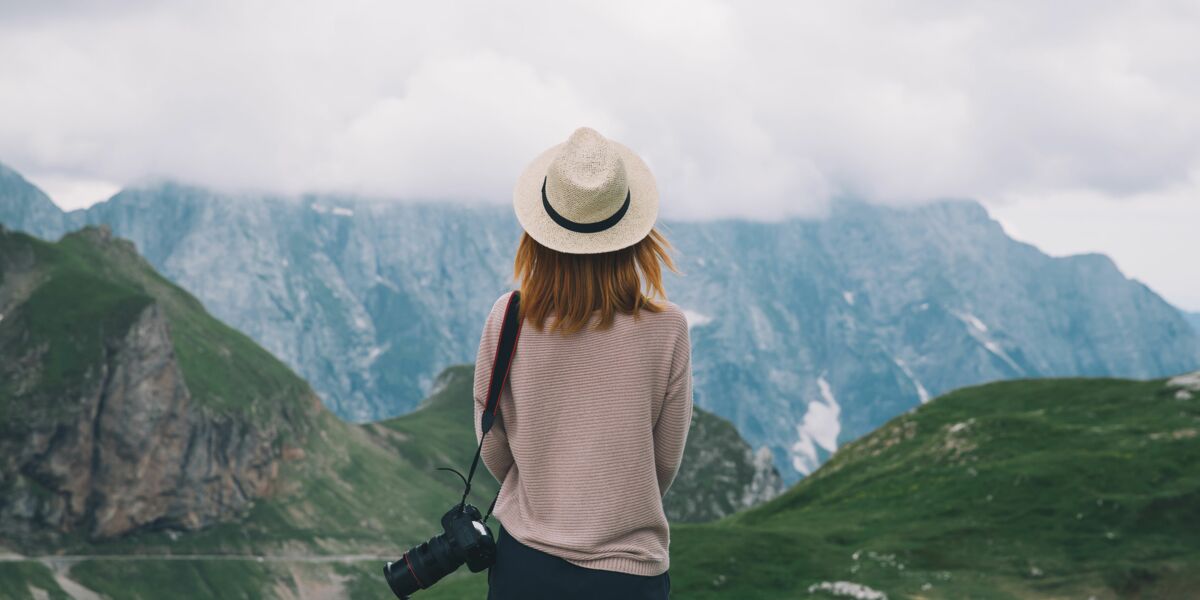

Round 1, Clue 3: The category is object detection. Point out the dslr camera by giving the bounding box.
[383,503,497,598]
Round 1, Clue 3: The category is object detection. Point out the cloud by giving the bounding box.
[1,0,1198,223]
[988,175,1200,311]
[317,51,617,201]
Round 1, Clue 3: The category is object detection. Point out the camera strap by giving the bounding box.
[460,290,523,521]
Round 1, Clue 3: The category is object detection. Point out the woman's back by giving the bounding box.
[478,125,688,598]
[473,291,693,577]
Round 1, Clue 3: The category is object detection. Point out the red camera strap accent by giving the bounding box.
[485,291,523,422]
[462,291,523,516]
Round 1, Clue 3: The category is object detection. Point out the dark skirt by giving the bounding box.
[487,525,671,600]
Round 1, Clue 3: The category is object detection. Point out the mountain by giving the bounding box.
[424,372,1200,599]
[1187,311,1200,335]
[0,225,780,596]
[0,162,65,237]
[3,168,1198,481]
[0,224,322,543]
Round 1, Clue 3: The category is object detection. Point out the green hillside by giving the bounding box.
[681,376,1200,599]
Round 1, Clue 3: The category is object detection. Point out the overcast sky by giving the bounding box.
[1,1,1198,310]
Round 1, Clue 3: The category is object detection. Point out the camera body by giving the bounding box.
[440,502,497,572]
[383,503,497,599]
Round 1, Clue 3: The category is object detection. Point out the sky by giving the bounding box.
[1,1,1198,310]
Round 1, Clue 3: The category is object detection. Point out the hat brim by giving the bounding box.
[513,140,659,254]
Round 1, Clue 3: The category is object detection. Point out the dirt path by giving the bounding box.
[2,554,390,599]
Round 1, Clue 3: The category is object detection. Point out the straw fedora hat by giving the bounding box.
[513,126,659,254]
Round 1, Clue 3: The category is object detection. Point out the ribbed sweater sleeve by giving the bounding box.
[654,318,692,498]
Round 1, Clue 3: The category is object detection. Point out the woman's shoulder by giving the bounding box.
[639,300,689,340]
[481,291,519,332]
[656,300,688,325]
[490,290,517,313]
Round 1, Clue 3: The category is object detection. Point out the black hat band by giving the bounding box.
[542,176,630,234]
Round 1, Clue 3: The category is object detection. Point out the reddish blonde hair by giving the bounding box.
[514,228,680,334]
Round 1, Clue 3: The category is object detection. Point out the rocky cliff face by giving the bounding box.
[2,303,277,539]
[0,226,319,544]
[664,408,784,522]
[3,169,1197,481]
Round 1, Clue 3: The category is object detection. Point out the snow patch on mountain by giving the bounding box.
[982,340,1022,372]
[682,308,713,329]
[954,310,1023,374]
[791,376,842,475]
[373,274,400,292]
[746,304,774,350]
[310,203,354,217]
[960,312,989,333]
[363,344,390,368]
[893,357,931,403]
[842,291,855,305]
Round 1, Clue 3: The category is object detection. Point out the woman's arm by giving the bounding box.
[653,311,693,498]
[474,293,517,484]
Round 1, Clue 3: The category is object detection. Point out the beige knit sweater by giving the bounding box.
[473,291,693,576]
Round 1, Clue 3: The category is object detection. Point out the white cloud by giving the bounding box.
[1,1,1198,305]
[19,174,121,211]
[988,178,1200,311]
[317,51,617,201]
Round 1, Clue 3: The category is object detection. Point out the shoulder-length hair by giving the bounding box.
[514,227,680,334]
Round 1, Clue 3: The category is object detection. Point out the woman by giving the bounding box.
[473,126,693,599]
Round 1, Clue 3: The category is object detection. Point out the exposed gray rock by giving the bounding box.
[664,408,784,522]
[1168,371,1200,393]
[0,301,286,540]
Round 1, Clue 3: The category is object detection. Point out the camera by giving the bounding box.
[383,503,498,598]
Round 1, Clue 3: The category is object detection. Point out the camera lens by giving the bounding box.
[382,504,498,598]
[384,534,462,598]
[383,555,419,599]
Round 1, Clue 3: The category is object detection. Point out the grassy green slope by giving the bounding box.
[0,562,71,600]
[692,377,1200,599]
